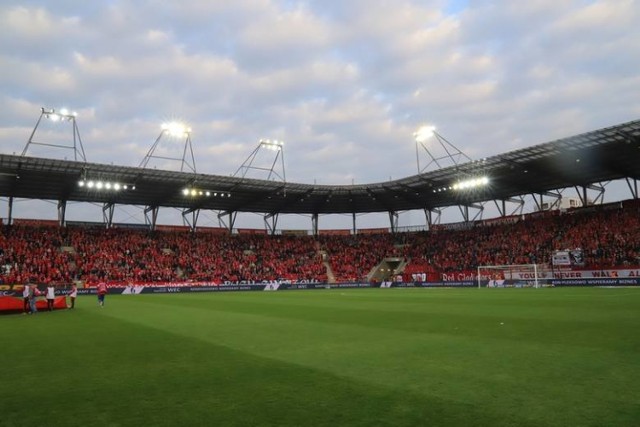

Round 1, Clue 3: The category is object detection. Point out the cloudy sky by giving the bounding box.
[0,0,639,229]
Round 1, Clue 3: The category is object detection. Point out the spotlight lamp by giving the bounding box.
[413,125,436,143]
[41,107,77,122]
[181,187,231,198]
[452,176,490,191]
[77,179,133,191]
[259,139,284,151]
[161,122,191,137]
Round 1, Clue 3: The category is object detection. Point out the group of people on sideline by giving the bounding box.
[21,282,77,314]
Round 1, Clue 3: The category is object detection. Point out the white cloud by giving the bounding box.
[0,0,638,227]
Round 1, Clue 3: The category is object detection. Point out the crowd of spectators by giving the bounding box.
[0,228,325,285]
[1,200,639,285]
[318,234,402,282]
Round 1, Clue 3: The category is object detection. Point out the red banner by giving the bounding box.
[319,229,351,235]
[0,296,67,313]
[237,229,268,235]
[13,219,59,227]
[357,228,389,235]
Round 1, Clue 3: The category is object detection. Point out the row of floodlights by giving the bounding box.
[42,107,77,122]
[433,176,489,193]
[259,139,284,151]
[182,188,231,198]
[78,180,135,191]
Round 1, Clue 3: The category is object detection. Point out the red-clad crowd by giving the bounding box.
[318,234,401,282]
[1,200,639,285]
[402,201,640,276]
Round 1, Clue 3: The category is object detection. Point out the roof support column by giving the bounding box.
[352,212,357,235]
[626,178,638,199]
[424,208,441,230]
[459,205,469,222]
[494,197,525,217]
[575,184,605,206]
[144,206,159,232]
[532,191,561,212]
[311,213,318,237]
[264,213,278,236]
[58,200,67,227]
[182,208,200,233]
[7,196,13,226]
[388,211,398,234]
[218,211,237,234]
[102,202,115,229]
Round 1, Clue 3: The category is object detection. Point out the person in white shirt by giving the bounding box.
[68,283,78,309]
[22,283,30,314]
[46,283,55,312]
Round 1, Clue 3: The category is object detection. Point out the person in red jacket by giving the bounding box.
[97,281,108,307]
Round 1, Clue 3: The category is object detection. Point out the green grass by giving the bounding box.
[2,288,640,426]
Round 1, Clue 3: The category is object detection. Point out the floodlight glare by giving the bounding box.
[96,181,104,189]
[78,180,85,187]
[190,189,197,196]
[205,191,210,196]
[87,181,95,188]
[452,176,489,191]
[182,188,189,196]
[60,108,69,116]
[114,183,121,190]
[414,125,436,143]
[123,185,128,190]
[162,122,190,137]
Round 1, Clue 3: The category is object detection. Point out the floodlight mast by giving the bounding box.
[233,139,286,182]
[22,107,87,162]
[139,122,196,173]
[232,139,287,235]
[414,125,471,174]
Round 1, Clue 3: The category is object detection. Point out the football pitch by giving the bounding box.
[2,288,640,426]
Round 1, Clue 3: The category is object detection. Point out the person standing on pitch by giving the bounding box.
[46,283,55,311]
[29,284,38,314]
[97,281,108,307]
[22,282,31,314]
[68,283,77,309]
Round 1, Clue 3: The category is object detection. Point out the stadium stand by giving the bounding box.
[1,200,640,286]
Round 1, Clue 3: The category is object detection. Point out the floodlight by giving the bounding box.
[260,139,283,150]
[105,183,112,189]
[452,176,489,191]
[87,181,95,188]
[414,125,436,143]
[96,181,104,189]
[190,189,197,196]
[182,188,189,196]
[123,185,129,190]
[114,183,121,190]
[205,191,210,196]
[60,108,69,116]
[78,180,85,187]
[162,122,190,137]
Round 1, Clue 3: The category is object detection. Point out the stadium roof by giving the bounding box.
[0,119,639,216]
